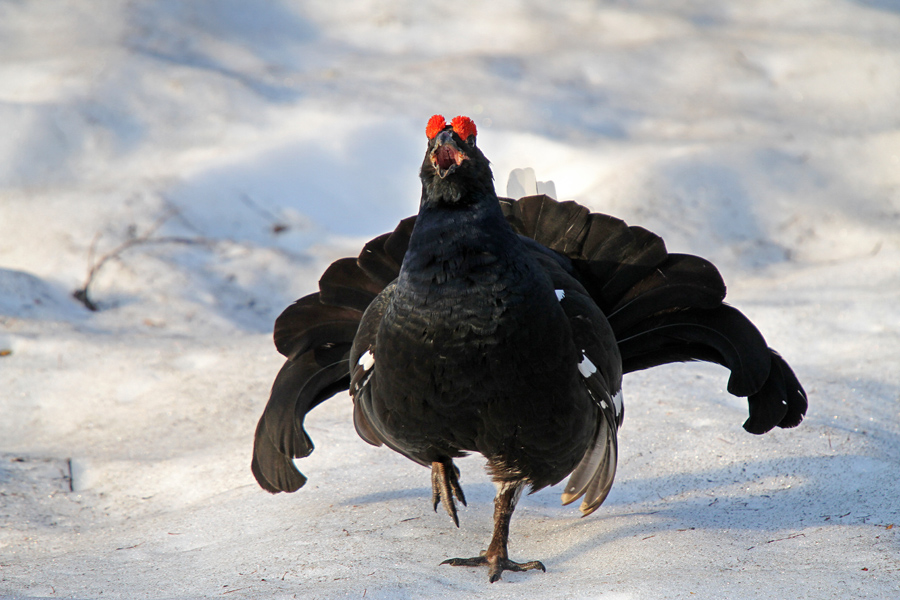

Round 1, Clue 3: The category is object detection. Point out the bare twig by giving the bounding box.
[239,193,288,233]
[766,533,805,544]
[73,211,212,311]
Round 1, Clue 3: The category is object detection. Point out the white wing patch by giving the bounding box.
[358,350,375,371]
[612,389,624,417]
[577,352,597,378]
[555,289,565,301]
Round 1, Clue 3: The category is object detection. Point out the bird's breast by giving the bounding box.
[376,249,576,405]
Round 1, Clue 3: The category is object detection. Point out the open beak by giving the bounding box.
[430,130,468,178]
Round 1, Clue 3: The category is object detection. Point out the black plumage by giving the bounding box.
[251,115,807,582]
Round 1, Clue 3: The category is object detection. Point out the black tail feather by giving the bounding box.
[500,196,592,255]
[318,258,381,311]
[252,423,307,493]
[273,294,363,361]
[500,196,670,311]
[357,216,414,287]
[744,352,808,433]
[383,216,416,264]
[606,253,726,332]
[583,224,669,310]
[252,349,352,493]
[252,353,328,492]
[357,233,399,287]
[616,305,771,397]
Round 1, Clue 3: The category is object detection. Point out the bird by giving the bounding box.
[251,114,807,582]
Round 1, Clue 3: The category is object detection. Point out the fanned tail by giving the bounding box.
[500,195,807,434]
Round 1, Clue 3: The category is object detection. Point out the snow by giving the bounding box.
[1,1,899,598]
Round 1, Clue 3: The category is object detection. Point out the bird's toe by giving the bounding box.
[431,459,466,527]
[441,554,546,582]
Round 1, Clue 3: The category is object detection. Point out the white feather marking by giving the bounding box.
[600,400,609,410]
[358,350,375,371]
[359,371,373,390]
[577,352,597,378]
[612,389,624,417]
[555,289,565,301]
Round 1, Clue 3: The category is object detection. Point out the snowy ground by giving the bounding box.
[1,1,899,598]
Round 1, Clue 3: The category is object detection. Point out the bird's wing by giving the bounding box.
[522,243,623,514]
[348,281,441,468]
[348,284,390,448]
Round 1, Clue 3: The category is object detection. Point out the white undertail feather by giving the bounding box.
[555,289,565,301]
[506,167,557,200]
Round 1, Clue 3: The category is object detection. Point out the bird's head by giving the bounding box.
[420,114,494,206]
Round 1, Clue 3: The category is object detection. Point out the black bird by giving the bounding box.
[251,114,807,582]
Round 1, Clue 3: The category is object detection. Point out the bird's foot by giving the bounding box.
[441,552,546,583]
[432,459,467,527]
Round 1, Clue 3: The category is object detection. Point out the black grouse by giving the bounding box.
[251,114,807,582]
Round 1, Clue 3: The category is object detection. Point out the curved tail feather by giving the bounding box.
[357,216,415,286]
[616,305,771,397]
[251,257,389,492]
[273,294,363,361]
[317,258,381,311]
[744,352,808,434]
[605,253,726,331]
[252,350,346,492]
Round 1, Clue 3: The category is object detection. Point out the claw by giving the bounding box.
[442,555,546,582]
[431,459,466,527]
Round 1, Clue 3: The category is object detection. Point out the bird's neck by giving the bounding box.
[399,189,519,288]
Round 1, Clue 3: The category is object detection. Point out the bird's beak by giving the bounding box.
[430,130,468,179]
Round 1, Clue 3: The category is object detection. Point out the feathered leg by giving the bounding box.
[431,459,467,527]
[442,481,546,582]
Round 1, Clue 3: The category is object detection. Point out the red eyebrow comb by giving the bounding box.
[450,115,477,141]
[426,115,478,141]
[426,115,447,139]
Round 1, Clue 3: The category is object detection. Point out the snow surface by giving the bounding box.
[2,1,899,598]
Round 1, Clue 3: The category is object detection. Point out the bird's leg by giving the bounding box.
[431,459,467,527]
[442,480,546,582]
